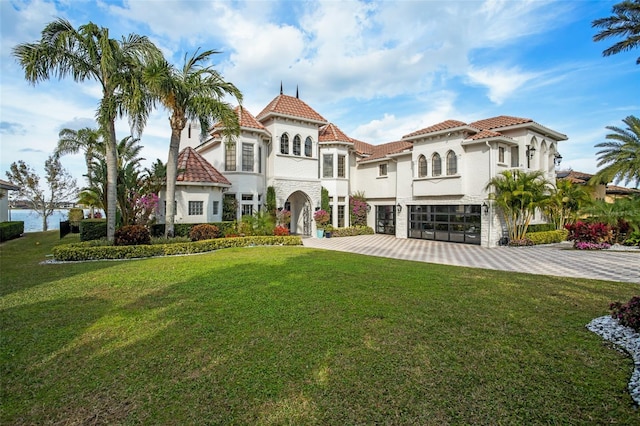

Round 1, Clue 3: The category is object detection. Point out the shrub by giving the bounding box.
[150,236,191,245]
[0,221,24,242]
[80,219,107,241]
[52,236,303,261]
[189,224,220,241]
[527,223,556,233]
[114,225,151,246]
[610,296,640,332]
[273,225,290,236]
[574,241,611,250]
[313,209,330,228]
[508,238,534,247]
[623,231,640,247]
[331,226,375,237]
[526,229,569,245]
[151,222,236,238]
[565,221,612,244]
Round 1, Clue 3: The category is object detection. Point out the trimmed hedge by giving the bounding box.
[0,221,24,242]
[331,226,375,237]
[527,223,556,233]
[526,229,569,245]
[80,219,107,241]
[52,235,303,261]
[151,222,236,238]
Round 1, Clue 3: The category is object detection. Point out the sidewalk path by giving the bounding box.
[302,234,640,284]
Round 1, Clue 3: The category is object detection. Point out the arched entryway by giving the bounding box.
[285,190,312,236]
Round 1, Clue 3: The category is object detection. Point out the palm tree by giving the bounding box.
[143,49,242,237]
[593,115,640,187]
[485,170,552,241]
[13,18,161,241]
[544,179,592,230]
[56,127,104,217]
[592,0,640,64]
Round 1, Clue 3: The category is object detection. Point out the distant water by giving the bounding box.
[8,209,94,233]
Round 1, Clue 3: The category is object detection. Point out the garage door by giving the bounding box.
[408,205,481,245]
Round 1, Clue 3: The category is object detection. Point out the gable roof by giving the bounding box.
[236,106,268,132]
[470,115,533,130]
[352,139,375,156]
[176,147,231,185]
[256,94,327,124]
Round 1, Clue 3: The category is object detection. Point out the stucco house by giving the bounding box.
[161,90,567,247]
[0,179,20,222]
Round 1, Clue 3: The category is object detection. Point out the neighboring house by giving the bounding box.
[0,179,20,222]
[557,170,640,202]
[161,90,567,247]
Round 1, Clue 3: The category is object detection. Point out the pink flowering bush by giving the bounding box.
[610,296,640,332]
[349,196,368,226]
[313,209,330,228]
[574,241,611,250]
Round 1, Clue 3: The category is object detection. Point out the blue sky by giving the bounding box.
[1,0,638,188]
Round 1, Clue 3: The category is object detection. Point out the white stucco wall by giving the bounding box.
[0,189,10,222]
[159,184,225,224]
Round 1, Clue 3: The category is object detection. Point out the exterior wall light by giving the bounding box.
[482,202,489,214]
[554,153,563,167]
[396,203,402,213]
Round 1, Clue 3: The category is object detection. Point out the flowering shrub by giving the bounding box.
[114,225,151,246]
[273,225,290,236]
[189,224,220,241]
[574,241,611,250]
[349,196,368,227]
[313,209,330,228]
[610,296,640,332]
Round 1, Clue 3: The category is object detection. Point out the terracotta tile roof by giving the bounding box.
[210,106,269,137]
[402,120,467,139]
[319,123,352,143]
[256,94,327,123]
[556,170,594,183]
[464,129,504,140]
[606,185,640,194]
[361,140,413,162]
[470,115,533,130]
[352,139,375,156]
[176,147,231,185]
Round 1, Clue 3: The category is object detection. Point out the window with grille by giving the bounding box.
[446,151,457,175]
[280,134,289,154]
[225,143,236,171]
[189,201,203,215]
[242,143,254,172]
[323,154,334,178]
[338,155,346,178]
[293,135,301,156]
[418,155,428,177]
[432,153,442,176]
[305,137,313,157]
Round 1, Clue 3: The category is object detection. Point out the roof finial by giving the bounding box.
[296,85,299,99]
[280,81,283,95]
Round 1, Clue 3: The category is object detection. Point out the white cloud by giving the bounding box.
[466,66,540,104]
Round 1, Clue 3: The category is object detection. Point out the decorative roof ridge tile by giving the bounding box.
[176,147,231,185]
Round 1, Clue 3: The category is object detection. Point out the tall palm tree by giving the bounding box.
[13,18,161,241]
[593,115,640,187]
[485,170,552,241]
[544,179,592,230]
[592,0,640,64]
[143,49,242,237]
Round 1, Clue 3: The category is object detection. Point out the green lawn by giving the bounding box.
[1,231,638,424]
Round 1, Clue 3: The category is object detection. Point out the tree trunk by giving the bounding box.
[164,127,182,238]
[105,121,118,242]
[41,209,48,232]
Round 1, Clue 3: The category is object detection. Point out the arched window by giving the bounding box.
[418,155,428,177]
[304,137,313,157]
[293,135,301,156]
[432,153,442,177]
[280,134,289,155]
[446,151,457,175]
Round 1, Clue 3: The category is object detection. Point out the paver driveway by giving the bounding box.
[303,234,640,284]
